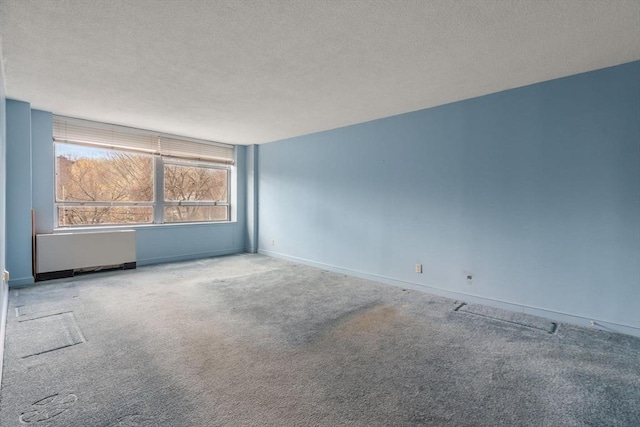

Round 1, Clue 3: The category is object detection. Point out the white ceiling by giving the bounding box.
[1,0,639,145]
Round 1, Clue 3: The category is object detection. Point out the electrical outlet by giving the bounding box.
[415,263,422,273]
[3,270,9,284]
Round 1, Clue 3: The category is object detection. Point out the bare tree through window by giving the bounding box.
[55,143,229,226]
[164,163,228,222]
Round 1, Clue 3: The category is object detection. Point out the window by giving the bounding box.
[163,162,229,223]
[56,143,154,226]
[53,116,234,227]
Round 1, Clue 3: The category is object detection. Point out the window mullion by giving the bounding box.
[154,156,164,224]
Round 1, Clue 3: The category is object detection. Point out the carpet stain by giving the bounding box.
[333,304,399,337]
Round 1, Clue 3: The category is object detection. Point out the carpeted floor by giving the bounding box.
[1,254,638,426]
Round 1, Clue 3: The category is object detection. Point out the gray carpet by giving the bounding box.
[1,254,638,426]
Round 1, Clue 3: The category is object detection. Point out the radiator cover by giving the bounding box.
[36,231,136,276]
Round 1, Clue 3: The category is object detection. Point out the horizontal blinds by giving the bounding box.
[159,136,234,164]
[53,116,159,154]
[53,115,234,164]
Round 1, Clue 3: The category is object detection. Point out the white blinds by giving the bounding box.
[53,116,159,153]
[159,136,235,163]
[53,116,235,164]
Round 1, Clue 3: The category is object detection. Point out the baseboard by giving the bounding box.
[137,248,243,266]
[0,276,9,390]
[8,275,35,288]
[259,249,640,338]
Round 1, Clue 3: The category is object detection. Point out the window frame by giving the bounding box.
[160,157,231,224]
[54,144,234,229]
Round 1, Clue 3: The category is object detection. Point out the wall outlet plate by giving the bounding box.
[3,270,9,284]
[415,263,422,273]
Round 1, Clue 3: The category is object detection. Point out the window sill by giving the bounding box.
[53,221,237,234]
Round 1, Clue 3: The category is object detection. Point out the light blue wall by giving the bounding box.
[5,100,33,286]
[31,110,54,234]
[258,61,640,336]
[136,221,243,266]
[6,103,247,276]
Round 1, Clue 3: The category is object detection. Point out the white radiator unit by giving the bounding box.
[36,230,136,280]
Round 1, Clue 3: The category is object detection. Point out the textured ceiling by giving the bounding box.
[1,0,639,145]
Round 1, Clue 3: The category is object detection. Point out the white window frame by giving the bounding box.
[159,158,231,224]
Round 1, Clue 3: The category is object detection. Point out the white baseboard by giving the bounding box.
[259,249,640,338]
